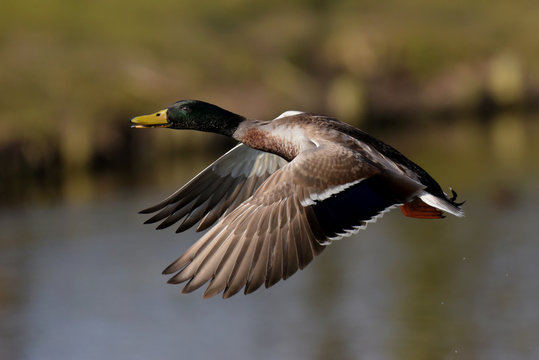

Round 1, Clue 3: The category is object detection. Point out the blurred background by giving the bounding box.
[1,0,538,359]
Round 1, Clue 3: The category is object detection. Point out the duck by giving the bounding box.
[131,99,464,299]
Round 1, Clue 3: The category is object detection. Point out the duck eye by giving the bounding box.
[156,113,161,117]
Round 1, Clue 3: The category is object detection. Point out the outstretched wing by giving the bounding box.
[141,144,288,232]
[163,143,426,298]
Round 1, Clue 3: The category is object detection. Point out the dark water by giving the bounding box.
[1,116,538,360]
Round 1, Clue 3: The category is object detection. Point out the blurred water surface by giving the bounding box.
[1,116,539,360]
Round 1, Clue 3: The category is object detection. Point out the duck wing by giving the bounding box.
[141,144,288,232]
[163,143,426,298]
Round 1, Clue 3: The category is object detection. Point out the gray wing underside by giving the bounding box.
[141,144,288,232]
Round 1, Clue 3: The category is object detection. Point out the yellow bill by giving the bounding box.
[131,109,170,128]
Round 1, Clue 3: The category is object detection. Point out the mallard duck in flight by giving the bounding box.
[131,100,464,298]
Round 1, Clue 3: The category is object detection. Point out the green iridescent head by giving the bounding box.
[131,100,245,136]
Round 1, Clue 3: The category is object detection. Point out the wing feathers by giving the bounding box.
[164,187,334,297]
[152,141,457,298]
[265,205,285,288]
[202,233,245,298]
[245,235,270,294]
[196,177,251,231]
[311,171,424,238]
[283,199,300,280]
[142,144,287,232]
[223,226,259,298]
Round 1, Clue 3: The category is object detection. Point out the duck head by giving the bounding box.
[131,100,245,137]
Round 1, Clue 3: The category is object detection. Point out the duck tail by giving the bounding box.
[417,189,465,218]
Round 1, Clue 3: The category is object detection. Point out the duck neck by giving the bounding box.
[199,111,245,137]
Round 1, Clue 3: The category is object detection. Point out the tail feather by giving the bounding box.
[418,191,465,217]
